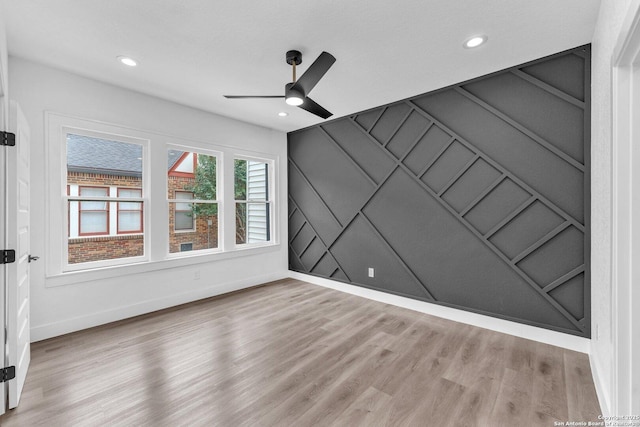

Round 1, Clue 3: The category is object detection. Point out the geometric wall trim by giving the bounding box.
[288,45,591,337]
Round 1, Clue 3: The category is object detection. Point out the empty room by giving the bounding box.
[0,0,638,425]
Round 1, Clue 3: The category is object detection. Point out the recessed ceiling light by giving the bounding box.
[464,35,488,49]
[117,56,138,67]
[278,112,288,117]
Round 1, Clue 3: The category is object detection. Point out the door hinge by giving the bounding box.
[0,366,15,382]
[1,249,16,264]
[1,131,16,147]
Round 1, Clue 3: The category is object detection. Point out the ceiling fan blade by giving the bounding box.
[224,95,284,99]
[290,52,336,95]
[299,97,332,119]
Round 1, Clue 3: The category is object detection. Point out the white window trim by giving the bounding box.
[233,154,276,249]
[45,243,282,287]
[166,144,222,257]
[46,114,150,274]
[45,113,280,287]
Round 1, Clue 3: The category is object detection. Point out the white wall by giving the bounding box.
[590,0,639,415]
[8,56,289,341]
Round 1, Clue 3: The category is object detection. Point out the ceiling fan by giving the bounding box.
[224,50,336,119]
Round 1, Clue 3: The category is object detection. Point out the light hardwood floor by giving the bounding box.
[1,278,601,426]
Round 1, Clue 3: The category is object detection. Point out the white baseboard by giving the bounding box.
[290,271,590,353]
[33,269,591,354]
[589,347,611,417]
[31,272,288,342]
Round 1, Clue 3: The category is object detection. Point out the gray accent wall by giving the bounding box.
[288,45,591,337]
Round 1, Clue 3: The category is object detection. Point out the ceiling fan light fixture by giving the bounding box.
[285,83,305,106]
[285,96,304,106]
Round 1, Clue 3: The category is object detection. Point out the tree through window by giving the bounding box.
[168,150,218,253]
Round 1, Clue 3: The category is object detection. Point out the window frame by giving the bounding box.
[53,120,150,273]
[233,155,274,248]
[173,190,196,232]
[45,113,280,286]
[168,151,197,178]
[77,186,110,237]
[166,145,221,256]
[77,185,111,237]
[117,187,144,234]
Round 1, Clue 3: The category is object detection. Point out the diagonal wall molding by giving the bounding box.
[289,45,590,337]
[453,87,585,172]
[406,101,586,231]
[348,117,585,333]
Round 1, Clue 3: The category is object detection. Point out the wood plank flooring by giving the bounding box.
[0,279,601,426]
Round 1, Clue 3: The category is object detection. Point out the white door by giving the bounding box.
[7,100,31,409]
[0,77,6,417]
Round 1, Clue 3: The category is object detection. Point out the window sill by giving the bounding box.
[45,243,281,288]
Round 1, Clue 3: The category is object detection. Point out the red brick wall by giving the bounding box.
[67,172,143,263]
[68,235,144,264]
[68,171,142,188]
[168,175,218,253]
[66,171,218,263]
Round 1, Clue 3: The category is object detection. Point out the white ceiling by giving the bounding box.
[3,0,601,133]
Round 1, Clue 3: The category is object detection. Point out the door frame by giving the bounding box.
[611,0,640,414]
[0,35,7,417]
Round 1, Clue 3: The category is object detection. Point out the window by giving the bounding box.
[235,158,271,245]
[168,150,219,254]
[117,188,143,234]
[174,191,195,231]
[78,187,109,235]
[65,131,145,267]
[46,113,278,280]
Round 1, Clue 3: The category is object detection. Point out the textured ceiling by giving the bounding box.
[3,0,601,132]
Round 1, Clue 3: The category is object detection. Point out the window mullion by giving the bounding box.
[222,154,236,251]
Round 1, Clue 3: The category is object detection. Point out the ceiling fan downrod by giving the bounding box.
[286,50,302,83]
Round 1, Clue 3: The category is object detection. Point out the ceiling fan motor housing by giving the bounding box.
[286,50,302,66]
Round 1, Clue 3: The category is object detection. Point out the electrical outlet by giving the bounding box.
[595,323,599,340]
[368,268,375,278]
[194,270,201,280]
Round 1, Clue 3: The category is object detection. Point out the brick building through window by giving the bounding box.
[66,135,219,264]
